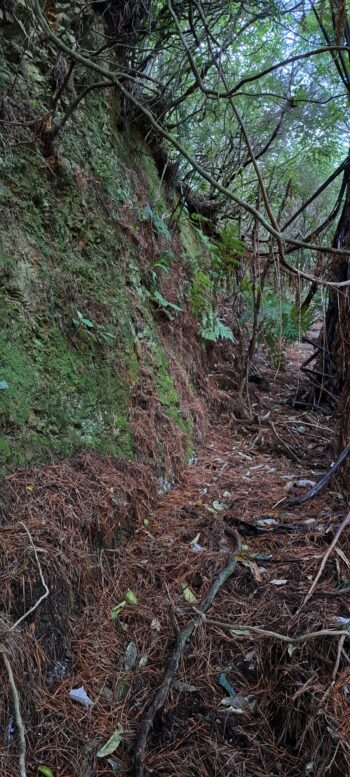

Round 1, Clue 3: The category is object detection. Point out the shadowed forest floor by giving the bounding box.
[1,340,349,777]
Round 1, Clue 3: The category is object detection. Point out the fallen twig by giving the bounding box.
[11,522,49,630]
[300,510,350,609]
[300,369,338,403]
[1,651,27,777]
[0,522,49,777]
[281,441,350,507]
[268,419,300,462]
[199,617,350,645]
[133,553,239,777]
[332,634,346,681]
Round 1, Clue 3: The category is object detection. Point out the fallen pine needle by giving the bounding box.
[11,522,49,631]
[300,510,350,610]
[133,552,239,777]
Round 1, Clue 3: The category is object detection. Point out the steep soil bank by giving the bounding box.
[0,42,213,475]
[1,344,348,777]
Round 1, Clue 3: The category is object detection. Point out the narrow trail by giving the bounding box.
[1,341,349,777]
[110,340,349,776]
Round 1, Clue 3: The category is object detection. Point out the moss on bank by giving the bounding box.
[0,85,201,473]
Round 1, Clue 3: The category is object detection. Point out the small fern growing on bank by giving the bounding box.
[199,307,234,342]
[190,271,234,343]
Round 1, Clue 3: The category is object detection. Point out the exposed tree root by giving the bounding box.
[133,551,239,777]
[283,440,350,507]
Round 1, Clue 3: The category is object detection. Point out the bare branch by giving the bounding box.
[29,0,350,285]
[1,652,27,777]
[52,80,115,137]
[282,158,350,231]
[0,522,49,777]
[11,522,49,631]
[301,511,350,610]
[199,615,350,645]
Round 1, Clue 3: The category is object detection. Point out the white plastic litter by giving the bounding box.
[69,686,93,708]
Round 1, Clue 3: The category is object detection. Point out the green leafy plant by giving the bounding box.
[72,310,95,330]
[200,307,234,342]
[110,589,138,620]
[241,282,315,362]
[38,767,55,777]
[192,223,243,286]
[151,289,182,315]
[144,204,171,241]
[72,310,116,344]
[152,251,177,272]
[149,252,182,318]
[190,270,213,315]
[189,271,234,342]
[185,225,242,344]
[259,289,314,342]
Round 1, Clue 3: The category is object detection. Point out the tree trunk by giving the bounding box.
[302,165,350,451]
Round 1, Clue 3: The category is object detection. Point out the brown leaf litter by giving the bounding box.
[0,340,349,777]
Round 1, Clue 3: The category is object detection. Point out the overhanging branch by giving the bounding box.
[29,0,350,287]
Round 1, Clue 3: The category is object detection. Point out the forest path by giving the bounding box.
[2,339,349,777]
[115,338,349,776]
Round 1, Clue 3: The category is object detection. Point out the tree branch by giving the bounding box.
[30,0,350,286]
[282,157,350,231]
[1,652,27,777]
[0,522,49,777]
[133,553,239,777]
[11,522,49,631]
[301,511,350,610]
[52,80,114,137]
[199,616,350,645]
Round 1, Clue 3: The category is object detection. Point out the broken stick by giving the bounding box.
[300,510,350,610]
[283,440,350,507]
[133,553,238,777]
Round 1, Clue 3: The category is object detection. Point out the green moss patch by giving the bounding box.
[0,81,198,472]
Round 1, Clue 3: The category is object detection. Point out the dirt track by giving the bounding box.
[1,342,349,777]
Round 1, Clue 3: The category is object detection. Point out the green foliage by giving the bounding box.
[241,280,315,361]
[190,270,213,315]
[38,768,54,777]
[0,113,147,467]
[199,307,234,343]
[143,204,171,241]
[259,288,314,343]
[151,289,182,315]
[151,341,193,437]
[150,252,182,317]
[189,264,234,343]
[73,310,95,329]
[189,221,242,342]
[72,310,116,344]
[152,251,177,271]
[216,225,244,260]
[192,223,243,278]
[3,0,345,472]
